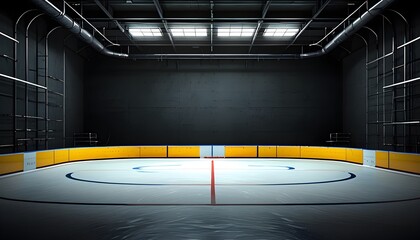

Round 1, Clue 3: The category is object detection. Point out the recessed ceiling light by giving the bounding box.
[263,28,299,38]
[217,28,256,37]
[128,28,162,37]
[169,28,208,37]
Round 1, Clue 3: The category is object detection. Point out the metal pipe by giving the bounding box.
[363,26,379,149]
[64,1,119,46]
[387,9,411,151]
[31,0,127,58]
[35,29,39,150]
[0,31,19,43]
[63,46,66,148]
[356,33,368,148]
[382,16,386,149]
[379,14,399,150]
[383,121,420,125]
[383,77,420,89]
[286,0,331,50]
[14,9,38,152]
[366,51,393,65]
[0,73,47,90]
[45,26,62,149]
[93,0,144,56]
[25,13,45,151]
[391,20,398,150]
[397,36,420,49]
[310,1,367,46]
[33,0,395,59]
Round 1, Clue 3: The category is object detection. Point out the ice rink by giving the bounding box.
[1,158,419,239]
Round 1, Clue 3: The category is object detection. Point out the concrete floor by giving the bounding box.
[0,158,419,239]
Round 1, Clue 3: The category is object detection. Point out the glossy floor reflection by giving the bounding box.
[0,159,419,239]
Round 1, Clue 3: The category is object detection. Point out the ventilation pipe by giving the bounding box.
[32,0,394,60]
[31,0,128,58]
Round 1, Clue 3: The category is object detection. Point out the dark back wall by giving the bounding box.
[342,48,366,148]
[85,57,342,146]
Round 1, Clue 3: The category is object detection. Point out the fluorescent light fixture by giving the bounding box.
[169,28,207,37]
[217,28,256,37]
[128,28,162,37]
[264,28,299,37]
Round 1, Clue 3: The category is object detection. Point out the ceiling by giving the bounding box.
[58,0,372,55]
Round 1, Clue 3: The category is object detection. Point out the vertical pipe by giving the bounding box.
[382,16,386,149]
[13,38,17,151]
[403,40,407,151]
[63,46,66,148]
[14,10,37,152]
[387,9,410,151]
[376,40,379,149]
[45,26,62,149]
[392,32,397,150]
[364,27,379,149]
[356,33,368,149]
[25,13,44,151]
[45,33,48,149]
[366,42,369,148]
[25,26,29,151]
[380,15,395,150]
[35,29,39,150]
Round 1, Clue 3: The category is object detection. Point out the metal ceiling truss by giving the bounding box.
[32,0,396,59]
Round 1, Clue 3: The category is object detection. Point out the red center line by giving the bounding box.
[210,160,216,205]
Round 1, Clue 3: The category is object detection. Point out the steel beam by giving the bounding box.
[153,0,176,52]
[248,0,271,54]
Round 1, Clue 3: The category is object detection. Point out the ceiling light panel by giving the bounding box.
[169,28,208,37]
[217,28,256,37]
[129,28,162,37]
[263,28,299,37]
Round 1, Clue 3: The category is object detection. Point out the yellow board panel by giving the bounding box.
[69,147,100,161]
[0,154,24,175]
[108,146,141,158]
[277,146,301,158]
[54,149,69,164]
[389,152,420,174]
[36,151,54,168]
[225,146,257,158]
[301,147,347,161]
[140,146,167,158]
[168,146,200,158]
[70,147,141,161]
[346,149,363,164]
[258,146,277,158]
[376,151,389,168]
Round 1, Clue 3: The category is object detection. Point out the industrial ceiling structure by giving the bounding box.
[32,0,393,59]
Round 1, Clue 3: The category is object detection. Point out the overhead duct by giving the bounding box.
[32,0,394,60]
[31,0,128,58]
